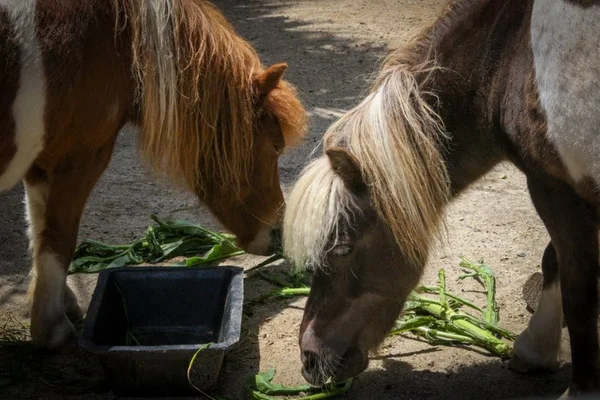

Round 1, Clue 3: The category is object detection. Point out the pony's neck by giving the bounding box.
[414,0,534,195]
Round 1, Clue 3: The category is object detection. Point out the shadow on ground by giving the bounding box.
[349,356,571,400]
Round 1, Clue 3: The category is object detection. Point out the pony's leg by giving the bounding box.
[27,272,82,321]
[511,242,562,372]
[26,142,115,349]
[523,176,599,396]
[25,178,82,324]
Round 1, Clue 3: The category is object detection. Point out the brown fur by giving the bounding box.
[288,0,600,395]
[0,9,19,176]
[0,0,306,349]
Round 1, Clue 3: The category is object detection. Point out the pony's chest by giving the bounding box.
[531,0,600,188]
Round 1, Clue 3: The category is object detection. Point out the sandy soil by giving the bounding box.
[0,1,574,399]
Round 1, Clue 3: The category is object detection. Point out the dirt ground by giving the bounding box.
[0,1,576,399]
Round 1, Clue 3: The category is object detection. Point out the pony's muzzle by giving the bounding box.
[300,326,368,386]
[244,224,281,256]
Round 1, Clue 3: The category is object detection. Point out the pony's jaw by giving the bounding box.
[243,224,280,255]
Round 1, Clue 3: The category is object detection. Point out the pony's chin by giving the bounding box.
[301,347,368,387]
[242,228,275,255]
[332,346,369,382]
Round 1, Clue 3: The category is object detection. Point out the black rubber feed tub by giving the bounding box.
[80,266,244,397]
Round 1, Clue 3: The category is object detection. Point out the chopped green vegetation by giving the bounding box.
[390,258,516,358]
[458,256,500,325]
[245,369,352,400]
[68,214,243,274]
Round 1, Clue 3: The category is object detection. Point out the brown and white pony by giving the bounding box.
[0,0,306,349]
[283,0,599,398]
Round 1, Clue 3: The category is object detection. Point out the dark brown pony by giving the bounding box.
[283,0,599,398]
[0,0,306,349]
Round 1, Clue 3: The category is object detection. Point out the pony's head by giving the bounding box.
[122,0,307,254]
[198,63,307,255]
[283,61,449,385]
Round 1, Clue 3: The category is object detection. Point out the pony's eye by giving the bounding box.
[331,244,353,257]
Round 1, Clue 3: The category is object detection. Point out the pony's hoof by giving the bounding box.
[31,316,76,350]
[47,318,76,350]
[507,354,531,373]
[511,330,561,372]
[507,352,560,374]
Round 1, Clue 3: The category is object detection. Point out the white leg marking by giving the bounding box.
[0,0,47,191]
[24,181,75,348]
[30,252,74,349]
[23,179,48,247]
[514,282,563,370]
[531,0,600,184]
[24,179,48,302]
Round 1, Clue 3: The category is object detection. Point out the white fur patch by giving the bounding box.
[32,251,73,348]
[245,226,274,256]
[24,179,49,303]
[35,251,66,313]
[514,281,563,369]
[24,179,48,244]
[24,181,74,348]
[531,0,600,184]
[24,181,78,347]
[0,0,47,191]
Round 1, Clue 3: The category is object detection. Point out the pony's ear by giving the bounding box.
[326,147,366,193]
[255,63,287,97]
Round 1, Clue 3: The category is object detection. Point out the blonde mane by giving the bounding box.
[116,0,306,194]
[285,38,451,267]
[283,157,362,268]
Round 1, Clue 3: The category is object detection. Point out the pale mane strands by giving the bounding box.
[117,0,262,194]
[283,157,362,269]
[324,57,451,266]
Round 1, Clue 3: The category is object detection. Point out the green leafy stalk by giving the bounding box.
[389,315,437,334]
[69,215,244,274]
[245,252,285,275]
[406,293,511,357]
[390,321,476,346]
[449,313,517,341]
[249,288,311,305]
[438,269,448,319]
[245,369,352,400]
[414,286,484,314]
[187,342,219,400]
[458,256,499,325]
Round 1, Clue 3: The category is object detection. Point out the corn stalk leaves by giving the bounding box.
[248,369,312,395]
[245,369,352,400]
[391,258,515,358]
[458,256,500,325]
[68,215,243,274]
